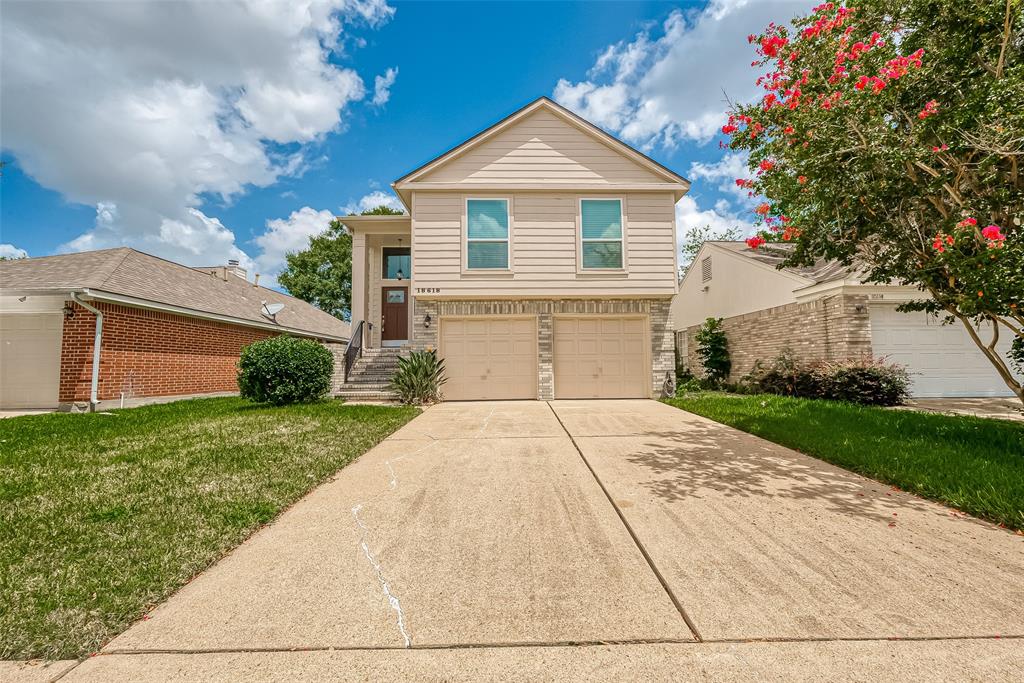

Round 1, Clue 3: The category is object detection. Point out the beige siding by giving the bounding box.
[671,245,807,329]
[411,191,677,297]
[416,109,669,185]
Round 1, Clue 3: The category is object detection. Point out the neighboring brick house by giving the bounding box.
[339,97,686,401]
[0,248,349,410]
[671,241,1019,398]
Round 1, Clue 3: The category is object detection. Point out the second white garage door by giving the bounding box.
[439,317,537,400]
[870,305,1016,397]
[554,316,648,399]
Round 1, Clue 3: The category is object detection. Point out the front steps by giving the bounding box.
[335,347,405,402]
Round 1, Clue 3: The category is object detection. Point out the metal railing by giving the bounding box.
[343,320,371,383]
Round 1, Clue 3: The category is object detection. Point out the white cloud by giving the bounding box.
[342,190,405,215]
[675,195,755,247]
[253,207,337,287]
[0,244,29,259]
[689,151,756,206]
[372,67,399,106]
[554,0,796,148]
[1,0,395,267]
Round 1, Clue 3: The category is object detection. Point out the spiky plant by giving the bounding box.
[389,350,447,405]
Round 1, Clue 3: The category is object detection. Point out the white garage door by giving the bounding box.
[554,316,648,399]
[869,306,1016,398]
[0,313,63,409]
[439,317,537,400]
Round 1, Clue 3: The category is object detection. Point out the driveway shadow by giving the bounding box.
[621,423,940,524]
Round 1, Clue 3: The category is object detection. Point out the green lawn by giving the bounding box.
[0,398,418,660]
[664,393,1024,532]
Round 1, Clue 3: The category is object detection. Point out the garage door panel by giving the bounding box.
[440,317,537,400]
[0,313,63,409]
[870,305,1016,398]
[554,316,648,399]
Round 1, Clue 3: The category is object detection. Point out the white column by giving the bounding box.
[351,231,367,346]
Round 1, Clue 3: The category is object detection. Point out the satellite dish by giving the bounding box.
[261,301,285,319]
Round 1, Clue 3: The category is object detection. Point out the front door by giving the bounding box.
[381,287,408,343]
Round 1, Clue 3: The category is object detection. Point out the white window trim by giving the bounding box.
[463,196,512,274]
[577,196,627,273]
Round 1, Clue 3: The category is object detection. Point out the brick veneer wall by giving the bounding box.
[59,301,277,403]
[412,297,674,399]
[682,294,872,381]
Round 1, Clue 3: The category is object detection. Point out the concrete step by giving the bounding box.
[339,381,392,391]
[347,373,394,382]
[335,389,399,401]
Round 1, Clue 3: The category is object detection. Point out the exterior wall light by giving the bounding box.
[424,313,432,328]
[63,302,76,319]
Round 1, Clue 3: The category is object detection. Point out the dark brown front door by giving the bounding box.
[381,287,408,342]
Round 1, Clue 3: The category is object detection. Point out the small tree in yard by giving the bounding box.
[695,317,732,385]
[724,0,1024,404]
[238,336,334,406]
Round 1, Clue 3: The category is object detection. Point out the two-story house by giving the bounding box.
[340,97,689,401]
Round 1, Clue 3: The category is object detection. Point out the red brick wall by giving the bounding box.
[60,302,276,402]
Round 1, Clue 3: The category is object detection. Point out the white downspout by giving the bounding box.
[71,293,103,411]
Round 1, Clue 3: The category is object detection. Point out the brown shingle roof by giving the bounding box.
[710,241,852,284]
[0,248,349,341]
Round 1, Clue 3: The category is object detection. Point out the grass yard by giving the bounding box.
[665,393,1024,532]
[0,398,418,660]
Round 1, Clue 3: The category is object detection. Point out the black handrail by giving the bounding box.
[343,320,371,383]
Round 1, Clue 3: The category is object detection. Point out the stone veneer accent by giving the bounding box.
[682,294,872,382]
[413,298,675,399]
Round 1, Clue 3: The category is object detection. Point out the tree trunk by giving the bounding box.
[952,313,1024,407]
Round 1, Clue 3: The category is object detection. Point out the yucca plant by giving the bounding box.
[389,350,447,405]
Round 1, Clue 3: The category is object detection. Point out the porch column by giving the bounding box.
[351,231,367,346]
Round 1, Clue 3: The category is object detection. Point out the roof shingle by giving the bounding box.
[0,248,350,340]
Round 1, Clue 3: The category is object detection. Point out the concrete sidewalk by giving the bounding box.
[55,399,1023,681]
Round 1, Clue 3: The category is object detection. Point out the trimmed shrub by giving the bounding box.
[390,350,447,405]
[695,317,731,385]
[237,336,334,405]
[747,351,910,406]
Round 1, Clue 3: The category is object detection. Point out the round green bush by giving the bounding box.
[237,336,334,405]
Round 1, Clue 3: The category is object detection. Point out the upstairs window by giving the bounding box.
[580,199,623,269]
[466,199,509,269]
[382,247,410,280]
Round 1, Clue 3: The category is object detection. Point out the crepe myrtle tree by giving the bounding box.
[722,0,1024,404]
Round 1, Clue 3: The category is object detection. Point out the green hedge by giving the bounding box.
[237,336,334,405]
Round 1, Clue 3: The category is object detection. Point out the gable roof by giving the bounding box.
[391,97,690,206]
[711,241,852,283]
[0,248,349,341]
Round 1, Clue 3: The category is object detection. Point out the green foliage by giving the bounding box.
[728,0,1024,402]
[360,204,405,215]
[747,351,910,406]
[237,336,334,405]
[278,218,352,321]
[389,350,447,405]
[679,224,744,276]
[694,317,731,384]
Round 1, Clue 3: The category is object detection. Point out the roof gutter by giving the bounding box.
[70,292,103,411]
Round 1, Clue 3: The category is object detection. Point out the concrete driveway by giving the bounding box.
[63,400,1024,681]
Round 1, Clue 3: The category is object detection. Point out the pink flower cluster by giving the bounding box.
[918,100,939,119]
[933,218,1008,253]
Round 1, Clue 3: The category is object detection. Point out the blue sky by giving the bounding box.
[1,0,799,283]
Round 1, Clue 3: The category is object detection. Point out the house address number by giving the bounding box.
[415,287,442,294]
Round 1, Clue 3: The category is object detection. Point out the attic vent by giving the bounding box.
[701,256,712,282]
